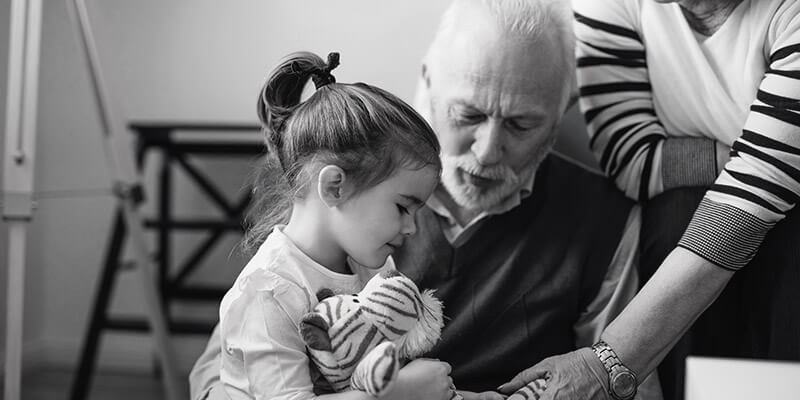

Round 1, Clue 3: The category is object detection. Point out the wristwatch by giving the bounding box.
[591,341,637,400]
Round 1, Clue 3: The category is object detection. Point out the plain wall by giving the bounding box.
[0,0,597,376]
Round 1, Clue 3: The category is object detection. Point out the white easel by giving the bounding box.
[2,1,183,399]
[3,1,42,400]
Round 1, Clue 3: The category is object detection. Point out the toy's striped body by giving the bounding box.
[300,270,456,398]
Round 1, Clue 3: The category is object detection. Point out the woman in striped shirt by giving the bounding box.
[501,1,800,399]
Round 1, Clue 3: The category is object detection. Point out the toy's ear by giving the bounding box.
[299,313,332,351]
[316,288,335,302]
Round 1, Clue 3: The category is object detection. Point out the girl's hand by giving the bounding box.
[459,390,507,400]
[384,358,454,400]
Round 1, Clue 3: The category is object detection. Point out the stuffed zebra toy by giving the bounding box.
[299,269,463,399]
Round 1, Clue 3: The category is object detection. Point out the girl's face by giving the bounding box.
[332,164,440,269]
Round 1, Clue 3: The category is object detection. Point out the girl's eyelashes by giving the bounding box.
[396,204,409,215]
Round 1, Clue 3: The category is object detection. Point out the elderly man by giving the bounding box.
[191,1,661,399]
[499,1,800,400]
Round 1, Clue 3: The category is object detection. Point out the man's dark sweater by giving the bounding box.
[394,154,634,392]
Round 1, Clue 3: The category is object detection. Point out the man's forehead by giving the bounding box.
[432,62,564,116]
[450,68,558,95]
[433,34,563,93]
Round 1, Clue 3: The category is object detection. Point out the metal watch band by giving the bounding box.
[593,340,624,372]
[592,340,637,400]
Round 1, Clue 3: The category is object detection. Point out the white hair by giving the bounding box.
[440,0,571,39]
[425,0,576,111]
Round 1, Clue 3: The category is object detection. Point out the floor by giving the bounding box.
[7,367,173,400]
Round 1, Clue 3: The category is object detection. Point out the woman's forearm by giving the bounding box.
[600,247,735,378]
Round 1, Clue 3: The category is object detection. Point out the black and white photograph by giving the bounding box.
[1,1,799,400]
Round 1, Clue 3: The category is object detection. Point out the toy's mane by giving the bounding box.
[397,288,443,359]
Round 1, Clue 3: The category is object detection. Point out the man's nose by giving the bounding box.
[471,119,504,165]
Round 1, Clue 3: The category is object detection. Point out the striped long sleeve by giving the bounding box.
[575,0,800,271]
[574,1,721,202]
[681,2,800,270]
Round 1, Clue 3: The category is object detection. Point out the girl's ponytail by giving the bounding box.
[257,52,333,169]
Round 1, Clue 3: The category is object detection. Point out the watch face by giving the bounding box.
[611,371,637,399]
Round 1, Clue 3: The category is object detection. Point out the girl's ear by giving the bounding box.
[318,165,347,207]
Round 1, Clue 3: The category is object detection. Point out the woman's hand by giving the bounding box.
[498,348,611,400]
[384,358,455,400]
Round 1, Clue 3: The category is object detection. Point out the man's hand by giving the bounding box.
[497,348,611,400]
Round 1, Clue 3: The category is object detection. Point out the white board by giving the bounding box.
[685,356,800,400]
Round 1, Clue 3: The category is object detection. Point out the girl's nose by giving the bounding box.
[401,214,417,236]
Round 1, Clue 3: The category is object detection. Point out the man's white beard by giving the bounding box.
[440,153,541,212]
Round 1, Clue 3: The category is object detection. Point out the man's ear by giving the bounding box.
[421,63,431,89]
[414,63,433,122]
[563,71,579,114]
[318,165,347,208]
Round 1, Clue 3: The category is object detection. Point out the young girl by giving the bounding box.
[218,51,453,400]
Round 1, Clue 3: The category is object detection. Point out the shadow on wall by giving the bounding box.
[555,104,600,173]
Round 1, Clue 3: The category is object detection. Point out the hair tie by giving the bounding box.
[312,52,340,89]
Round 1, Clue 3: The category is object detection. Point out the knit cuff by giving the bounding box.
[677,198,774,271]
[662,138,718,190]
